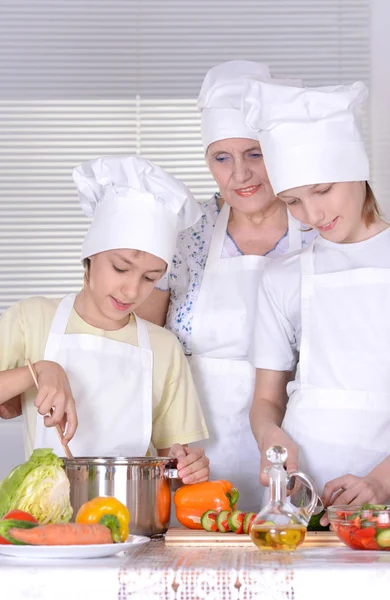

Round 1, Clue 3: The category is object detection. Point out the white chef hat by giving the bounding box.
[197,61,271,150]
[243,79,370,194]
[73,155,202,267]
[197,60,302,151]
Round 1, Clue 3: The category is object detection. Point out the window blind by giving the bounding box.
[0,0,372,313]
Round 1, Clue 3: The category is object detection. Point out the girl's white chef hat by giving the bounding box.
[73,155,202,267]
[243,79,370,194]
[197,60,302,151]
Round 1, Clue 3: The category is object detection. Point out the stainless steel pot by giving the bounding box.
[63,456,181,538]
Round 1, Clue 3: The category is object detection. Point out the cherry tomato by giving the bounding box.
[0,510,38,544]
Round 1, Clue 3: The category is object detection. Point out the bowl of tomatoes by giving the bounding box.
[328,504,390,550]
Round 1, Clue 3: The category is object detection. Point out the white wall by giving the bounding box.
[371,0,390,217]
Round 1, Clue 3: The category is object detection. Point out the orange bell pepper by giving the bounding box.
[157,479,171,525]
[174,480,239,529]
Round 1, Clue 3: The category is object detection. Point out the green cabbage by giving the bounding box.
[0,448,73,524]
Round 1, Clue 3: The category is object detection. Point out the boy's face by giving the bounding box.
[88,249,167,324]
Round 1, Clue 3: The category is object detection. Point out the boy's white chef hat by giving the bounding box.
[197,60,301,151]
[243,79,370,194]
[73,155,202,267]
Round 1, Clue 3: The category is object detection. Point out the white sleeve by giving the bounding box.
[250,265,298,371]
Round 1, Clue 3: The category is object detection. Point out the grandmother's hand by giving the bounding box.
[0,396,22,419]
[259,425,299,486]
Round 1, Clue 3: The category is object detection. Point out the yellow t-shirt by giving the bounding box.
[0,296,209,458]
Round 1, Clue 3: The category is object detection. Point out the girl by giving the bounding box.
[245,79,390,510]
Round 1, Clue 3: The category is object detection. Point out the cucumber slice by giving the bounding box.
[200,509,218,532]
[362,503,387,511]
[228,510,245,532]
[243,512,256,535]
[216,510,231,533]
[376,528,390,548]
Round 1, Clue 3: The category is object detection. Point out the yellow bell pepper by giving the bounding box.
[76,497,130,542]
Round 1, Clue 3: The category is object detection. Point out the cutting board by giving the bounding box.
[165,527,343,547]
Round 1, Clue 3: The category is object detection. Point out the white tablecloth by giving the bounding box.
[2,541,390,600]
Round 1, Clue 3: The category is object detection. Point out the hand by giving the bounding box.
[259,425,298,486]
[0,396,22,419]
[169,444,210,484]
[320,472,389,526]
[34,360,78,443]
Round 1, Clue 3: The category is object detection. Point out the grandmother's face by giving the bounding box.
[206,138,276,214]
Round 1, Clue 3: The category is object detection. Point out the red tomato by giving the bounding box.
[0,510,38,544]
[350,527,376,550]
[336,524,358,549]
[360,537,380,550]
[3,510,38,523]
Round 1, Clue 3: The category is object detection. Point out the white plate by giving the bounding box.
[0,534,150,559]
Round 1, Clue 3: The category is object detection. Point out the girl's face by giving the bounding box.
[278,181,367,243]
[88,249,166,324]
[206,138,277,215]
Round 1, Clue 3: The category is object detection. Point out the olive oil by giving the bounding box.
[250,524,307,551]
[249,446,318,552]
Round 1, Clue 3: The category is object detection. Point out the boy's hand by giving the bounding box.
[169,444,210,484]
[34,360,78,443]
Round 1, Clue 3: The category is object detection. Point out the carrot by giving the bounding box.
[8,523,113,546]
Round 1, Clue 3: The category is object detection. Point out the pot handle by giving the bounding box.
[164,459,183,491]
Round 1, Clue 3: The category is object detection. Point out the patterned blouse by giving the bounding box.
[157,193,317,355]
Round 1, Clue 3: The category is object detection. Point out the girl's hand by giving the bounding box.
[320,472,390,526]
[259,425,298,486]
[322,473,389,508]
[34,360,78,443]
[169,444,210,484]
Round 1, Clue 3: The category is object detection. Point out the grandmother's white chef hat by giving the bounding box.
[197,60,302,151]
[73,155,202,267]
[243,79,370,194]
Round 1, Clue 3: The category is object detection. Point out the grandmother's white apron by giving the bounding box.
[189,202,302,511]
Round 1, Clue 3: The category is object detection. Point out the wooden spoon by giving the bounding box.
[27,359,74,459]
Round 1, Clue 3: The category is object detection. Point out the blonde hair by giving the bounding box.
[83,258,90,286]
[362,182,381,226]
[299,181,381,233]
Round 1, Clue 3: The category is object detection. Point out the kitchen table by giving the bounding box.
[2,537,390,599]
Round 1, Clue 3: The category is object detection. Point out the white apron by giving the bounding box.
[283,241,390,495]
[34,294,153,457]
[189,202,302,512]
